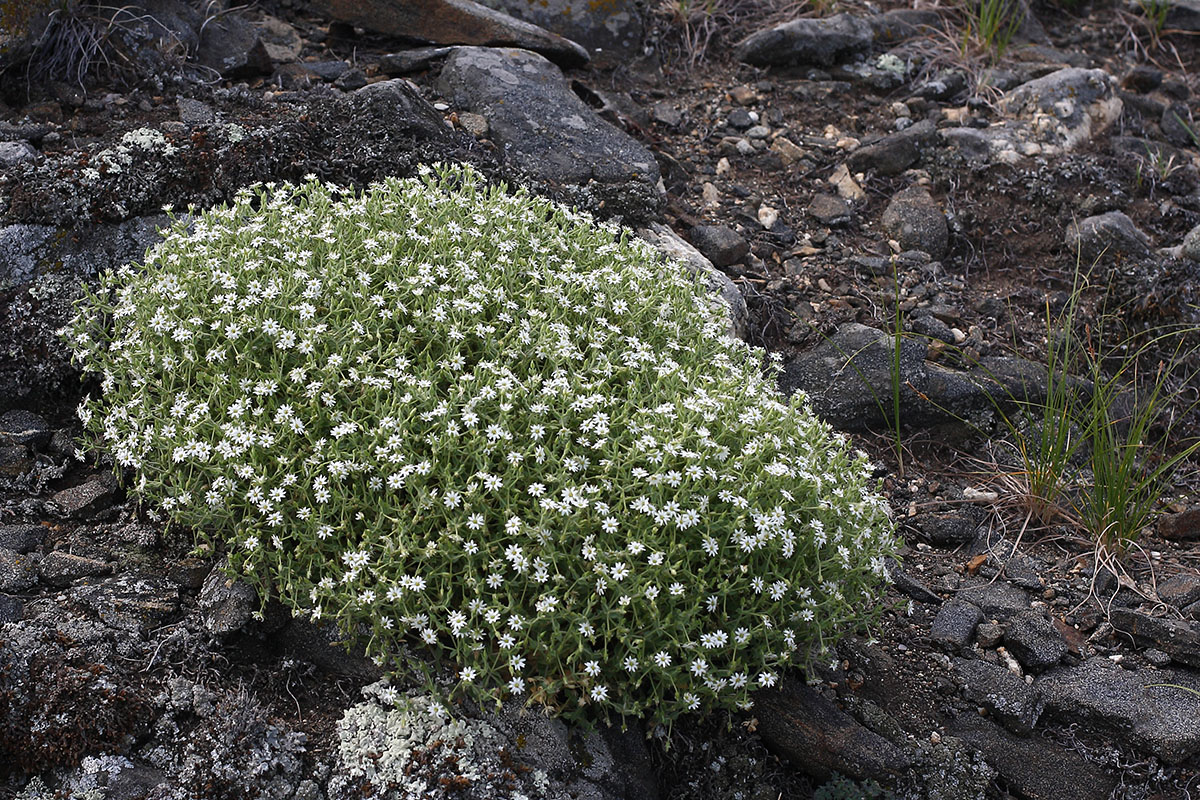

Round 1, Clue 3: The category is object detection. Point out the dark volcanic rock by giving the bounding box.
[438,47,659,214]
[956,582,1030,621]
[1110,608,1200,667]
[0,549,40,592]
[1038,657,1200,763]
[955,658,1044,734]
[755,679,914,782]
[0,409,51,449]
[199,565,259,636]
[39,551,112,587]
[947,715,1117,800]
[1003,611,1068,672]
[1159,574,1200,608]
[735,13,873,67]
[72,574,182,633]
[0,524,44,554]
[195,8,272,78]
[379,47,456,76]
[931,599,984,651]
[687,225,749,268]
[847,120,936,176]
[1063,211,1151,265]
[881,185,948,260]
[778,323,1049,433]
[909,508,985,546]
[52,474,119,519]
[1159,506,1200,539]
[476,0,643,57]
[309,0,589,67]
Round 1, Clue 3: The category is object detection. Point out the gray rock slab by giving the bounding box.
[881,185,948,260]
[808,194,853,226]
[52,474,118,519]
[1181,224,1200,263]
[0,140,37,168]
[735,13,873,67]
[310,0,589,66]
[955,657,1044,734]
[637,223,748,341]
[1064,211,1151,265]
[0,524,44,554]
[0,549,40,592]
[1001,68,1122,152]
[1110,607,1200,667]
[351,78,456,142]
[0,593,22,623]
[755,678,915,782]
[956,581,1030,621]
[1165,0,1200,31]
[847,119,936,176]
[71,574,181,633]
[777,323,1049,433]
[438,47,658,192]
[932,599,985,651]
[39,551,112,587]
[1159,574,1200,608]
[1004,611,1068,672]
[909,508,986,546]
[687,224,749,268]
[947,715,1117,800]
[379,47,455,76]
[195,8,272,77]
[885,557,942,604]
[474,0,643,57]
[0,409,51,448]
[1038,657,1200,763]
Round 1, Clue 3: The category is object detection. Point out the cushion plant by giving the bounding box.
[67,163,897,726]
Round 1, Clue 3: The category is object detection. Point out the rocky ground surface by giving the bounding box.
[2,0,1200,798]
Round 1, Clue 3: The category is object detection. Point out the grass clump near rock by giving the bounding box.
[66,163,897,727]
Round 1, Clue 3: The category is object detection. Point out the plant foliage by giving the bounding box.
[67,164,897,726]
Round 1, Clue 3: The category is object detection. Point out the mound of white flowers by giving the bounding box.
[68,163,896,726]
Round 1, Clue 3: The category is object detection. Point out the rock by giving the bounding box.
[754,679,915,782]
[868,9,944,42]
[334,68,368,91]
[1063,211,1150,265]
[1038,657,1200,763]
[909,508,985,546]
[727,109,755,130]
[38,552,112,587]
[956,582,1030,621]
[351,78,456,143]
[0,223,57,290]
[0,140,37,168]
[199,565,258,635]
[474,0,643,58]
[0,524,44,554]
[0,549,40,592]
[176,97,214,125]
[437,47,659,209]
[309,0,589,67]
[52,474,119,519]
[1159,574,1200,608]
[257,14,303,64]
[1165,0,1200,31]
[846,119,936,176]
[651,101,682,128]
[303,60,352,81]
[947,715,1117,800]
[976,622,1004,649]
[808,194,852,226]
[195,8,272,77]
[0,446,32,477]
[378,47,456,75]
[881,185,948,260]
[687,225,749,268]
[71,574,181,633]
[1180,227,1200,264]
[735,13,873,67]
[931,599,984,650]
[637,223,749,341]
[1001,68,1122,152]
[884,558,942,604]
[1122,65,1162,93]
[778,323,1051,433]
[1161,102,1196,147]
[0,409,51,449]
[0,594,21,623]
[1004,612,1068,672]
[1110,608,1200,667]
[955,658,1044,734]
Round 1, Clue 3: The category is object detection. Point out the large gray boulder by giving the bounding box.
[1063,211,1151,266]
[735,13,873,67]
[438,47,660,211]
